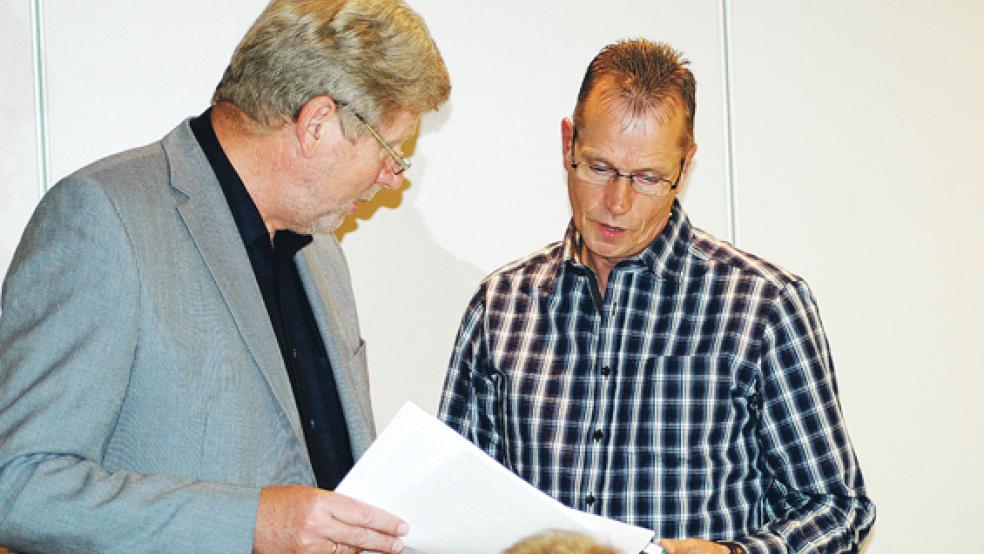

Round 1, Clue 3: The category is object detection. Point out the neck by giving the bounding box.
[210,104,293,240]
[581,246,615,298]
[577,208,674,299]
[574,232,614,298]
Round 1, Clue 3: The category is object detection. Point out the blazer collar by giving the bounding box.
[161,119,311,463]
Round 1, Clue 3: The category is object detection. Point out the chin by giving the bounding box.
[309,213,345,235]
[585,233,644,260]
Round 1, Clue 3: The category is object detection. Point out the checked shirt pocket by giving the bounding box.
[620,354,758,470]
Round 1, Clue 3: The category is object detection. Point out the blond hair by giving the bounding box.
[213,0,450,136]
[504,531,617,554]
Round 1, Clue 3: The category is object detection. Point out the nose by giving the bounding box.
[377,165,405,191]
[604,175,633,216]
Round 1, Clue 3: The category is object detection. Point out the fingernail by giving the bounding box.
[397,522,409,536]
[393,538,404,551]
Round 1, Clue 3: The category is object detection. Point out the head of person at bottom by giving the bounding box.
[210,0,451,238]
[561,38,696,291]
[504,530,617,554]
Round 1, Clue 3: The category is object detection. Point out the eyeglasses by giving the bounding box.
[339,103,411,175]
[569,131,684,197]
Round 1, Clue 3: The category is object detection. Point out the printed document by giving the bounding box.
[337,402,656,553]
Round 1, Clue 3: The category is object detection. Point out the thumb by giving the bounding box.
[659,538,680,553]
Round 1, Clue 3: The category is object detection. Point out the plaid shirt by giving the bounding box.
[438,202,874,553]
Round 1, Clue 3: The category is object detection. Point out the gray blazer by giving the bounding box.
[0,120,376,553]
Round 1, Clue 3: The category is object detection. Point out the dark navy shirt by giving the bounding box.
[191,109,354,490]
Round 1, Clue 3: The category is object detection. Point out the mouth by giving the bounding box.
[596,221,629,239]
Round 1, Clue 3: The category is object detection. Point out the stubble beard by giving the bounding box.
[308,210,346,235]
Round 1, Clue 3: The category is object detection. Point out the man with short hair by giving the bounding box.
[439,39,873,553]
[0,1,449,552]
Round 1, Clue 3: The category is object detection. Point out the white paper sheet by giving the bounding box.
[337,402,655,554]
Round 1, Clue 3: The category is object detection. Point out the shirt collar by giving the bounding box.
[559,199,693,282]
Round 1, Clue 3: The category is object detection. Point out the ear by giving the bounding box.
[294,95,339,158]
[682,141,698,177]
[676,141,699,194]
[561,117,575,169]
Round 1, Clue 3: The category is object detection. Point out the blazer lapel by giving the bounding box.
[296,247,375,457]
[161,122,309,455]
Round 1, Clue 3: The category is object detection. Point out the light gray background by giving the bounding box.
[2,1,983,551]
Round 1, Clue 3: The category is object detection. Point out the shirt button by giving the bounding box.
[601,366,611,377]
[586,494,595,506]
[291,348,298,359]
[593,429,604,441]
[308,419,316,429]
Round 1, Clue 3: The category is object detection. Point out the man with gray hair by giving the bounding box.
[439,39,873,553]
[0,1,449,552]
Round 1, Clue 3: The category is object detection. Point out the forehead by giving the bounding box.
[577,94,688,165]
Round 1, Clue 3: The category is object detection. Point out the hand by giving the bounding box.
[253,485,408,554]
[659,538,730,554]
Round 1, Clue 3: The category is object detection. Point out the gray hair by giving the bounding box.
[213,0,450,137]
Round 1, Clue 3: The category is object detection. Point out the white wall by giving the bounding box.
[1,2,982,551]
[0,0,39,276]
[730,2,984,550]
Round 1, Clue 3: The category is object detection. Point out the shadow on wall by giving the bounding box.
[334,119,422,241]
[332,112,487,421]
[333,171,410,241]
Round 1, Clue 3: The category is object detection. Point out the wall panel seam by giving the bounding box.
[30,0,50,197]
[719,0,739,247]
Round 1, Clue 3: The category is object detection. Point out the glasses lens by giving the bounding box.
[631,177,670,196]
[574,163,610,186]
[573,162,672,197]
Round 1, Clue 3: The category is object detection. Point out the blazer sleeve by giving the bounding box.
[0,178,258,553]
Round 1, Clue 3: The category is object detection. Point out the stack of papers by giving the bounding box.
[337,402,656,553]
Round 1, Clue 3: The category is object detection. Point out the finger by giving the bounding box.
[328,524,404,554]
[335,541,362,554]
[325,492,409,536]
[659,538,679,553]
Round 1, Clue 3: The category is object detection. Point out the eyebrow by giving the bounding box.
[581,152,669,175]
